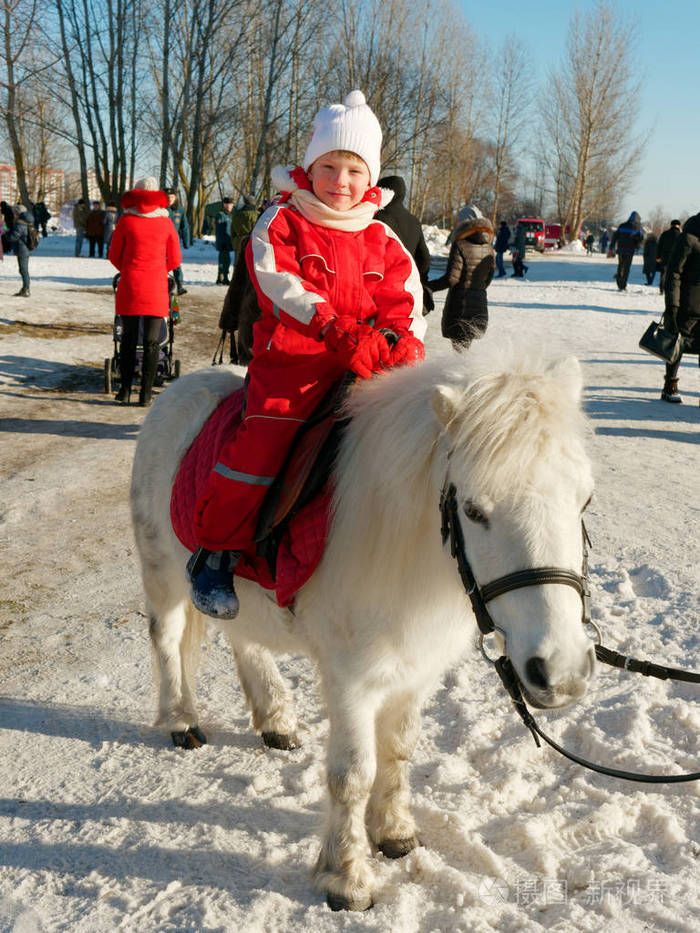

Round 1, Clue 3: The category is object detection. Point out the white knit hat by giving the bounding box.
[134,176,158,191]
[303,90,382,186]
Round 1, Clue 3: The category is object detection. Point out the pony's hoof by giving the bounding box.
[326,891,373,912]
[378,836,421,859]
[262,730,301,750]
[171,725,207,749]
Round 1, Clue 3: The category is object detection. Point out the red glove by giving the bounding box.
[389,334,425,367]
[323,321,391,379]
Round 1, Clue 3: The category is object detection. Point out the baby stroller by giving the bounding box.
[104,273,181,394]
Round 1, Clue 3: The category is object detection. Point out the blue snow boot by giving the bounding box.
[186,548,241,619]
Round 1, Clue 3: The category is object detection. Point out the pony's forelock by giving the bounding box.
[448,350,588,501]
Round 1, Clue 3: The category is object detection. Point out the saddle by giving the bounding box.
[171,333,395,605]
[170,376,352,607]
[253,331,399,571]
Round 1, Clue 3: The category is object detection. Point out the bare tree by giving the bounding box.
[542,0,644,239]
[488,35,531,225]
[646,205,669,238]
[53,0,146,202]
[4,0,569,229]
[1,0,41,205]
[146,0,248,231]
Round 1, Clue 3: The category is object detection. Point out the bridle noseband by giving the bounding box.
[439,482,593,639]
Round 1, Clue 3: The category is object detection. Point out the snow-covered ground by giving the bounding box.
[0,236,698,933]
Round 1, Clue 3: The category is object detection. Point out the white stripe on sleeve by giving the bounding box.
[251,206,326,327]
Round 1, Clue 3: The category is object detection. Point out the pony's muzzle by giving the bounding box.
[523,645,595,708]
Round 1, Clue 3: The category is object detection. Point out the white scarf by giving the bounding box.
[289,188,381,232]
[123,206,170,218]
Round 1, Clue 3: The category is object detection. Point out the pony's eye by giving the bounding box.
[582,494,592,513]
[463,499,490,527]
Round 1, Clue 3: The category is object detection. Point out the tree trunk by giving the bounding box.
[55,0,91,203]
[159,0,171,189]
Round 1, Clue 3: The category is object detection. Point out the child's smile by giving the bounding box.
[307,153,371,211]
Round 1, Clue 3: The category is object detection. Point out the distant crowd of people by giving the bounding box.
[2,154,697,414]
[1,198,47,296]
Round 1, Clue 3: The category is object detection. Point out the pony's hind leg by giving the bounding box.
[366,693,422,858]
[228,638,300,750]
[149,595,206,748]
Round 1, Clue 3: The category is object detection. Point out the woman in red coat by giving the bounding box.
[108,177,182,406]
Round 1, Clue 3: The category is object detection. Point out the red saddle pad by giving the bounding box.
[170,388,332,607]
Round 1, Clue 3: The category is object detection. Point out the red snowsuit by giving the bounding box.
[193,172,426,552]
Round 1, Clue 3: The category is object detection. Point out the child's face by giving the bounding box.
[307,152,371,211]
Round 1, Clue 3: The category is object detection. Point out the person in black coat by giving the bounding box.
[660,212,700,403]
[494,221,510,277]
[609,211,644,290]
[165,187,191,295]
[33,201,51,237]
[375,175,433,315]
[7,204,34,296]
[642,233,658,285]
[656,219,682,295]
[428,204,495,349]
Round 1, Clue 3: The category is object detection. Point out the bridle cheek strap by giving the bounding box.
[440,483,591,635]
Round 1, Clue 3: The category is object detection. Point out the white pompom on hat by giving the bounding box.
[134,176,158,191]
[303,90,382,186]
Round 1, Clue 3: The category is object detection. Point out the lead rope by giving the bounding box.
[494,654,700,784]
[440,482,700,783]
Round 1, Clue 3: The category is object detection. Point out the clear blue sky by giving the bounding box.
[458,0,700,221]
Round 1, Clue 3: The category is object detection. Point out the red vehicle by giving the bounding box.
[517,216,546,252]
[544,222,573,250]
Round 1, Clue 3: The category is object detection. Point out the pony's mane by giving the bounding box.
[336,343,588,521]
[326,342,590,606]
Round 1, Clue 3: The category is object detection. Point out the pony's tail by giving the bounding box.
[182,600,206,689]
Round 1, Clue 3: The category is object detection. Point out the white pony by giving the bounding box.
[131,347,596,911]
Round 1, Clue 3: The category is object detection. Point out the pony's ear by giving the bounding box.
[546,356,582,406]
[432,385,461,431]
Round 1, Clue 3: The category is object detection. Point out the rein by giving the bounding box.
[440,482,700,784]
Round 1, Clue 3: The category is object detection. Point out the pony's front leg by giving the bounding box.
[315,688,378,911]
[366,694,421,858]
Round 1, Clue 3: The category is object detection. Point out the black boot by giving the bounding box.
[661,378,682,404]
[139,339,160,407]
[14,287,30,297]
[187,548,241,619]
[116,347,135,404]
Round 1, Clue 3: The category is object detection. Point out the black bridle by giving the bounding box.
[440,483,592,638]
[440,482,700,784]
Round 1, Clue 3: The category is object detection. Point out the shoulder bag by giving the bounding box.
[639,316,683,364]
